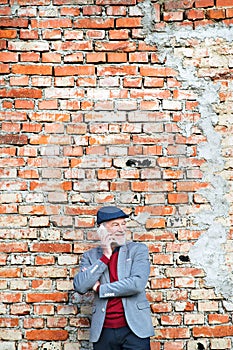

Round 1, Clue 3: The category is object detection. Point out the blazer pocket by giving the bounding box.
[137,301,150,310]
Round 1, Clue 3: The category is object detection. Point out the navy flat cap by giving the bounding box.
[97,206,129,225]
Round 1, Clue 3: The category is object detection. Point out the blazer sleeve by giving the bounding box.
[99,243,150,298]
[73,250,108,295]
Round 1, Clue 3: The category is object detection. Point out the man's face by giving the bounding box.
[104,218,127,247]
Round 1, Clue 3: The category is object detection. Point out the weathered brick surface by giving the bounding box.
[0,0,233,349]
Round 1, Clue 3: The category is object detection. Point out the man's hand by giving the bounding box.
[92,280,100,292]
[97,224,113,259]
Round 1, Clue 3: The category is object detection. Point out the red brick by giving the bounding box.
[53,41,92,51]
[0,18,28,27]
[47,316,68,328]
[140,66,178,77]
[0,238,28,251]
[0,52,18,62]
[96,0,136,4]
[156,327,190,339]
[129,52,148,63]
[135,206,174,216]
[83,5,102,15]
[193,325,233,338]
[98,169,118,179]
[163,169,184,179]
[146,218,166,229]
[74,18,114,29]
[178,229,202,240]
[35,256,55,265]
[15,100,35,109]
[131,181,174,192]
[95,41,136,52]
[42,52,61,63]
[186,8,205,19]
[161,315,182,325]
[26,330,68,341]
[164,342,184,350]
[0,63,10,74]
[12,64,52,75]
[20,52,40,62]
[31,18,72,29]
[138,42,157,51]
[16,0,49,4]
[215,0,231,5]
[166,267,204,277]
[223,18,233,25]
[0,88,42,98]
[107,52,127,62]
[60,7,80,16]
[34,304,54,315]
[38,99,58,110]
[42,29,62,40]
[97,66,137,76]
[20,29,38,40]
[109,29,129,40]
[176,181,209,192]
[26,292,68,303]
[208,314,230,324]
[140,100,159,110]
[0,29,17,38]
[54,65,95,76]
[157,157,179,167]
[151,303,172,313]
[10,76,30,86]
[151,278,172,289]
[144,77,164,87]
[86,52,106,63]
[163,11,184,21]
[106,6,127,15]
[165,0,194,10]
[195,0,214,7]
[22,123,42,133]
[2,123,20,133]
[0,134,28,145]
[207,8,226,19]
[31,243,72,253]
[168,193,189,204]
[75,217,95,228]
[24,318,44,329]
[0,292,22,302]
[153,254,173,265]
[116,17,141,27]
[10,304,31,316]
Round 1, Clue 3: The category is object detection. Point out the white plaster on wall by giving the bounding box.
[139,1,233,303]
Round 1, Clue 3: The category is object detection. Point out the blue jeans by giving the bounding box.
[93,326,151,350]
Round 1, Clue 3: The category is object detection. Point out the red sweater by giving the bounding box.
[100,250,127,328]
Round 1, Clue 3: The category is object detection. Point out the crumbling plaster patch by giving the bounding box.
[139,0,233,303]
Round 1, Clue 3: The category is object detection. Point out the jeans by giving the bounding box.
[93,326,151,350]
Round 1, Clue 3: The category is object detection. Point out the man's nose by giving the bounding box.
[117,225,125,232]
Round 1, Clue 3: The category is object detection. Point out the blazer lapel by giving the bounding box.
[117,244,127,280]
[96,247,110,283]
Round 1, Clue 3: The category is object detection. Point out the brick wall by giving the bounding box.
[0,0,233,349]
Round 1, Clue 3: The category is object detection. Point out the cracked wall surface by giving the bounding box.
[140,0,233,304]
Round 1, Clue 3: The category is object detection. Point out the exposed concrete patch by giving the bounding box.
[140,9,233,302]
[138,0,157,36]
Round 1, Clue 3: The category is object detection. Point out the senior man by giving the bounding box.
[73,205,154,350]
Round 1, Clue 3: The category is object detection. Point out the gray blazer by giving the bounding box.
[73,241,155,343]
